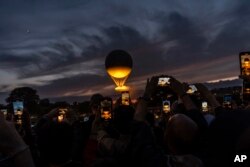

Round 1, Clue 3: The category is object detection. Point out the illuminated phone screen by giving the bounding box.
[0,109,7,119]
[122,92,130,105]
[13,101,24,115]
[240,52,250,76]
[158,77,170,86]
[223,95,232,102]
[101,100,112,120]
[187,85,197,94]
[58,115,64,122]
[202,101,208,112]
[162,100,171,113]
[223,95,232,109]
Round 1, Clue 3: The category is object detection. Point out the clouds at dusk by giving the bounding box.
[0,0,249,102]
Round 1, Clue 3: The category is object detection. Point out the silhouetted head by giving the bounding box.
[189,95,202,110]
[203,113,215,126]
[171,102,186,114]
[113,105,135,134]
[165,114,198,154]
[145,112,155,127]
[37,120,73,165]
[90,93,103,114]
[236,127,250,152]
[208,110,250,166]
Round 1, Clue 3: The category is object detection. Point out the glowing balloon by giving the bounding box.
[105,50,133,92]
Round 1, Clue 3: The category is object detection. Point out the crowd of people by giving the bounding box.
[0,76,250,167]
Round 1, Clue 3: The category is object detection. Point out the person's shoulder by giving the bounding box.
[130,121,154,139]
[130,120,149,130]
[64,161,82,167]
[167,154,204,167]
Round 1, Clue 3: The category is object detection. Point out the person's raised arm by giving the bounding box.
[36,108,60,133]
[134,77,158,122]
[195,83,221,110]
[90,104,105,140]
[170,77,208,130]
[0,112,35,167]
[170,77,198,111]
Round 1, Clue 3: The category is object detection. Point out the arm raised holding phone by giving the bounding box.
[0,112,35,167]
[134,77,158,122]
[169,77,208,130]
[169,77,198,111]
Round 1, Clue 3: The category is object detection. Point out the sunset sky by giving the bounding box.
[0,0,249,103]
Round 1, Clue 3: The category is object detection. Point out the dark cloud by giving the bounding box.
[0,53,40,68]
[0,0,249,103]
[34,73,110,97]
[16,24,161,79]
[234,0,250,17]
[155,12,207,67]
[102,25,147,48]
[208,2,250,58]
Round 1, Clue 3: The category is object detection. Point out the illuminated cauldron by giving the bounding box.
[105,50,133,92]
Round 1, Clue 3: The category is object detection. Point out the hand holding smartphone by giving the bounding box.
[0,109,7,120]
[122,91,130,106]
[13,101,24,115]
[57,115,64,122]
[162,100,171,113]
[223,95,232,109]
[13,101,24,126]
[101,99,112,121]
[186,85,198,94]
[57,108,68,122]
[201,101,208,112]
[158,77,170,87]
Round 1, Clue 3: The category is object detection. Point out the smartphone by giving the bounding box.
[58,115,64,122]
[13,101,24,115]
[223,95,232,109]
[83,116,89,122]
[0,109,7,119]
[57,108,68,122]
[154,110,161,120]
[59,108,67,116]
[122,91,130,105]
[158,77,170,87]
[223,95,232,102]
[101,99,112,121]
[201,101,208,112]
[187,85,197,94]
[153,107,162,124]
[239,52,250,76]
[162,100,171,113]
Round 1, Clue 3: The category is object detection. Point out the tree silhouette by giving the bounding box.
[6,87,40,103]
[40,98,50,107]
